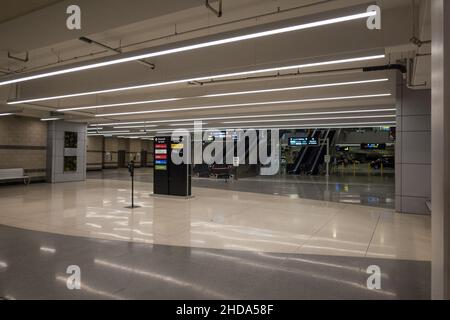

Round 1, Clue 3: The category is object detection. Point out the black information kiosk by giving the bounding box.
[153,136,191,197]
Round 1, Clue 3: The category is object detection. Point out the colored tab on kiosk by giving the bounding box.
[171,143,184,149]
[155,140,169,170]
[155,154,167,160]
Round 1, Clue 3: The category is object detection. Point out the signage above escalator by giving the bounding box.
[361,143,386,150]
[289,137,318,146]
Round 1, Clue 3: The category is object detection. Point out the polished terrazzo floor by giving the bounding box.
[0,225,430,300]
[0,172,431,299]
[0,177,430,261]
[89,168,396,209]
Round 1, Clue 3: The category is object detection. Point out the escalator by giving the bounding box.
[193,134,260,178]
[290,129,319,175]
[291,129,341,175]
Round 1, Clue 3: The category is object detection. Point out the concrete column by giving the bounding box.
[431,0,450,300]
[395,75,431,215]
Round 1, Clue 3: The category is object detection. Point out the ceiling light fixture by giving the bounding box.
[112,125,159,129]
[166,121,397,132]
[87,130,130,134]
[124,115,395,127]
[222,114,395,124]
[211,121,397,130]
[0,10,376,87]
[89,108,397,127]
[8,54,385,105]
[40,117,61,121]
[57,78,388,112]
[59,98,182,112]
[151,121,397,134]
[168,122,209,126]
[95,93,392,117]
[87,119,396,136]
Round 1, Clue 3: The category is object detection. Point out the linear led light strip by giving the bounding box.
[124,114,394,127]
[58,78,388,111]
[91,115,395,134]
[136,114,394,128]
[91,108,396,127]
[211,121,397,130]
[95,93,392,117]
[87,120,396,136]
[155,121,397,133]
[60,98,182,111]
[145,114,395,128]
[0,11,376,87]
[89,130,131,134]
[169,122,208,126]
[7,54,385,105]
[88,131,150,136]
[40,117,61,121]
[221,114,395,124]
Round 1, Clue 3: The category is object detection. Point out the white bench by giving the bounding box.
[0,168,31,185]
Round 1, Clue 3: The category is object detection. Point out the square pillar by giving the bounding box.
[47,120,87,183]
[431,0,450,300]
[395,75,431,215]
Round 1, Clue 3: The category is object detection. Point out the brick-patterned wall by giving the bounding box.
[86,136,103,171]
[128,139,141,166]
[142,140,154,166]
[0,115,47,181]
[88,137,154,170]
[104,137,119,168]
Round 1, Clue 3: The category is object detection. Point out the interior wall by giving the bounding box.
[86,136,103,171]
[129,139,142,167]
[0,115,47,181]
[141,140,154,167]
[103,137,119,169]
[90,136,154,169]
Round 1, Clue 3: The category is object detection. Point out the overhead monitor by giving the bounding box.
[361,143,386,150]
[289,137,318,146]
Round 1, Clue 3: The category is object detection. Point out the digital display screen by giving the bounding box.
[289,137,318,146]
[336,146,350,152]
[361,143,386,150]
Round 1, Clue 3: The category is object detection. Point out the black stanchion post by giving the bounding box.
[125,160,140,209]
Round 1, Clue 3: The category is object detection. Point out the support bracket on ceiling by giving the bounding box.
[7,51,29,63]
[205,0,222,17]
[79,37,156,69]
